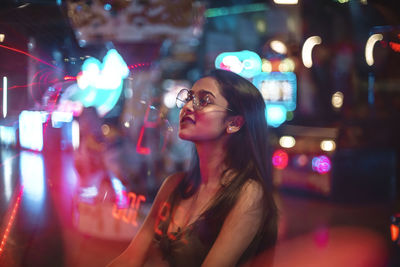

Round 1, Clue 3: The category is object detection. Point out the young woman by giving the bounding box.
[108,69,278,266]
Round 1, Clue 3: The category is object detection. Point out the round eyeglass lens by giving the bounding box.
[176,89,189,109]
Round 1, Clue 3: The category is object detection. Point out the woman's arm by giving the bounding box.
[107,172,184,267]
[201,180,265,267]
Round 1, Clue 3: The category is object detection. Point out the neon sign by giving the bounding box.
[215,50,262,78]
[112,191,146,226]
[154,202,189,244]
[252,72,297,111]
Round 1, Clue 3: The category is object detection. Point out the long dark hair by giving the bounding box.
[178,69,278,262]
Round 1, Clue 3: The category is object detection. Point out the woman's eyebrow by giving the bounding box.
[198,89,216,98]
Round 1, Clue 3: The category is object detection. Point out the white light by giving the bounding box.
[124,121,130,128]
[3,77,7,118]
[0,34,5,42]
[20,151,45,209]
[72,120,80,150]
[302,36,322,68]
[262,59,272,72]
[0,125,17,146]
[279,58,295,72]
[279,136,296,148]
[270,40,288,54]
[163,91,178,109]
[19,111,44,151]
[331,91,344,108]
[222,55,243,74]
[321,140,336,152]
[51,111,73,128]
[2,150,13,201]
[365,34,383,66]
[274,0,298,4]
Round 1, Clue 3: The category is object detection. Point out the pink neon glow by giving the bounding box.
[0,186,23,255]
[312,155,331,174]
[272,149,289,169]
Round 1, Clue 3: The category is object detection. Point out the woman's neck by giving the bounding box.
[195,140,227,188]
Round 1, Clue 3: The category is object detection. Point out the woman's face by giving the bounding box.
[178,77,230,142]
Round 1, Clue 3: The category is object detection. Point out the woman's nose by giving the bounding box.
[182,98,195,112]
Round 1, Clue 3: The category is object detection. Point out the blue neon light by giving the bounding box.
[265,105,287,128]
[215,50,262,78]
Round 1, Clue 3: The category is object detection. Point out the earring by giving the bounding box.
[228,126,233,132]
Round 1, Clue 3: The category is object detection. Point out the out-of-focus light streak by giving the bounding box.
[1,151,18,201]
[302,36,322,68]
[3,77,7,118]
[20,151,45,209]
[205,3,268,18]
[0,44,58,69]
[0,186,23,256]
[3,154,12,201]
[274,0,298,4]
[365,34,383,66]
[72,120,80,150]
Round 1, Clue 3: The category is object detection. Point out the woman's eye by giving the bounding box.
[199,96,209,106]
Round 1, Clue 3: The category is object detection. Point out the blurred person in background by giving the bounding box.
[108,69,278,267]
[74,106,108,187]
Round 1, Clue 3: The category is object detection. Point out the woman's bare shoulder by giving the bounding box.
[156,172,186,198]
[238,179,264,209]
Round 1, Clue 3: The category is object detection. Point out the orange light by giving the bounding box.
[391,224,399,242]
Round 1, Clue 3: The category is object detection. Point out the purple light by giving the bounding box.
[312,155,331,174]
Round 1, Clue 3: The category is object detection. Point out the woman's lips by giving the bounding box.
[180,116,195,125]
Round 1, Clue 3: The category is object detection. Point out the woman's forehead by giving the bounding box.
[191,77,221,96]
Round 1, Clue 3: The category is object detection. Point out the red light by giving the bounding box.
[272,149,289,169]
[63,75,76,81]
[391,224,399,242]
[0,44,58,69]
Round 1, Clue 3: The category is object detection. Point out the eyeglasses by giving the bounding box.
[175,88,233,112]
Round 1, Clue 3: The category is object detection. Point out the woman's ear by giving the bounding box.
[226,115,245,134]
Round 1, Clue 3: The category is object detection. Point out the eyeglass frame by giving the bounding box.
[175,88,234,112]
